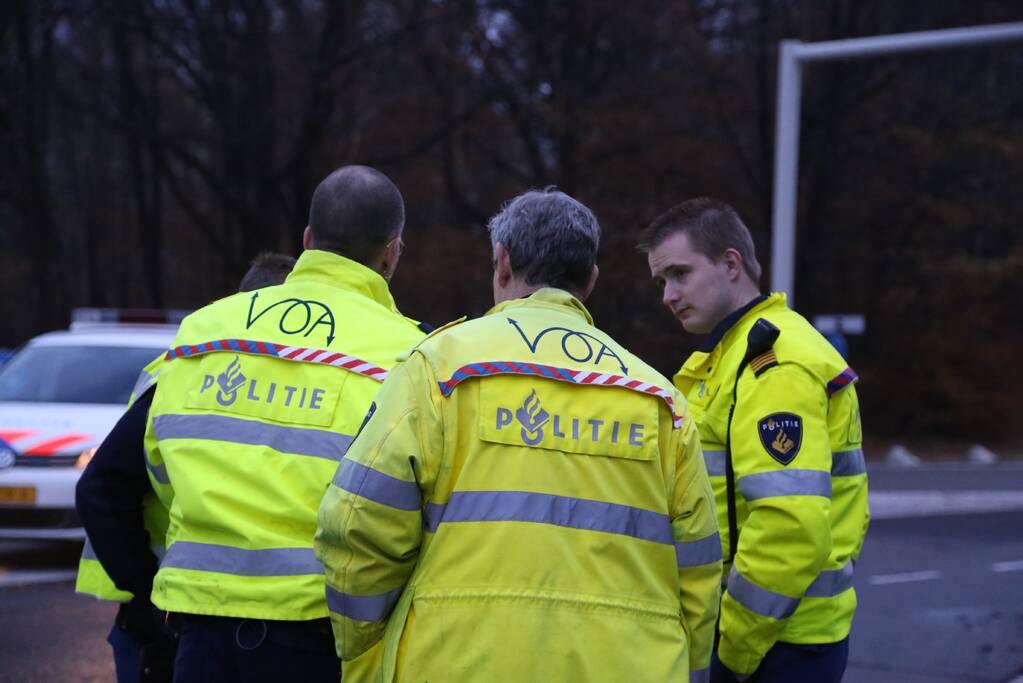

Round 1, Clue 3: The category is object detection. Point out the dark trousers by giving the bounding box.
[108,623,143,683]
[170,614,341,683]
[711,637,849,683]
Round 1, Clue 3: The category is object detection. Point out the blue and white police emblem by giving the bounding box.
[758,412,802,465]
[0,438,16,470]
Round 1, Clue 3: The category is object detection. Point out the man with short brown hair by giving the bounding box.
[79,165,426,683]
[641,198,869,683]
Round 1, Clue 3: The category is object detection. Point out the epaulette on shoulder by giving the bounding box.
[744,318,781,378]
[749,350,779,377]
[397,316,468,361]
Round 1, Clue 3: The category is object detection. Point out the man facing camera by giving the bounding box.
[641,198,869,683]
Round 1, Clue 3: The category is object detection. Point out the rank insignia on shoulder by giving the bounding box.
[750,350,778,377]
[758,412,802,465]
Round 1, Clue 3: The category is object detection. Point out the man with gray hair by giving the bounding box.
[315,188,721,682]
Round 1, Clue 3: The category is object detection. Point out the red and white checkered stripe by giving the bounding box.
[570,370,683,428]
[275,345,389,381]
[166,338,388,382]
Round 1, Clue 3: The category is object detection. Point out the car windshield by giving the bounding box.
[0,345,161,404]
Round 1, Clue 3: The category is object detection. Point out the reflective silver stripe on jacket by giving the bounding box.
[325,584,404,623]
[707,447,866,478]
[831,448,866,476]
[804,561,855,598]
[738,469,831,501]
[161,541,323,576]
[423,490,673,544]
[145,448,170,485]
[703,445,863,478]
[726,566,800,619]
[131,369,159,400]
[675,532,722,568]
[690,668,709,683]
[703,449,726,476]
[152,413,353,462]
[333,458,421,511]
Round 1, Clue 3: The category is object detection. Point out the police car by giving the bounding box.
[0,309,185,540]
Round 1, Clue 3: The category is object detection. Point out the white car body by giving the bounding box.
[0,322,179,540]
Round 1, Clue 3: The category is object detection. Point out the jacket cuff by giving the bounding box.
[717,638,762,677]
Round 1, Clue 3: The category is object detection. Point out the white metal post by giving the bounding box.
[769,40,802,301]
[769,22,1023,306]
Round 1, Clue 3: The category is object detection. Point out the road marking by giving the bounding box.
[867,570,943,585]
[991,560,1023,573]
[870,490,1023,519]
[0,569,78,588]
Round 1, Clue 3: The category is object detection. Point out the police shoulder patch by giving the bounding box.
[757,412,802,465]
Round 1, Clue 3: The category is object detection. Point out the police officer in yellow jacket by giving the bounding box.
[78,166,426,683]
[641,198,869,683]
[76,255,296,683]
[315,188,721,683]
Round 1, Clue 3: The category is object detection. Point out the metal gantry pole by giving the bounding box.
[769,40,802,303]
[769,22,1023,305]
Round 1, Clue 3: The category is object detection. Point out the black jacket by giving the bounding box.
[75,387,159,600]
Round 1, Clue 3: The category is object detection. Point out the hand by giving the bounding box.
[117,595,171,644]
[710,650,754,683]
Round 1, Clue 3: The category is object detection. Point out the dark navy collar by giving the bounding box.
[696,294,768,353]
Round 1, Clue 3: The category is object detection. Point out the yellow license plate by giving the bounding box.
[0,486,36,504]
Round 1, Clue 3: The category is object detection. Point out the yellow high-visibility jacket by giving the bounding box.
[316,288,721,683]
[674,293,869,676]
[76,356,170,601]
[144,250,424,620]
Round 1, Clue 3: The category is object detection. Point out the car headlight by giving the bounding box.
[75,447,97,470]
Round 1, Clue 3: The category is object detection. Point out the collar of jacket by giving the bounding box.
[681,292,784,377]
[485,287,595,325]
[285,249,402,314]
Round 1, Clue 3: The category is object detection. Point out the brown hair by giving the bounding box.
[638,197,762,283]
[238,252,296,292]
[308,165,404,266]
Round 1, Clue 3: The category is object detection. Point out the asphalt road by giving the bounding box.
[0,540,114,682]
[847,463,1023,683]
[1,462,1022,682]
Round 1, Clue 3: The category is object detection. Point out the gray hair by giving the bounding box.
[487,188,601,295]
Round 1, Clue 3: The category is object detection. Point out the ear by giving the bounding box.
[722,247,744,282]
[579,265,599,302]
[380,235,403,281]
[302,226,314,250]
[494,243,514,288]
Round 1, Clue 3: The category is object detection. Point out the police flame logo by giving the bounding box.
[515,389,550,446]
[216,356,247,406]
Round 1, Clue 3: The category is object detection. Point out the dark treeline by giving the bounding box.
[2,0,1022,442]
